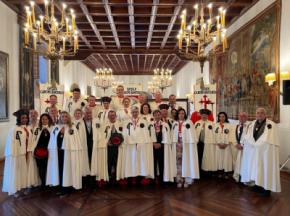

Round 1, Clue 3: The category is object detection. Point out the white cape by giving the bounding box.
[2,126,36,195]
[46,125,83,189]
[91,120,125,181]
[172,120,200,180]
[240,119,281,192]
[74,119,91,176]
[195,120,217,171]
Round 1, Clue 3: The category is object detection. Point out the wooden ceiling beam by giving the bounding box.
[161,0,184,49]
[168,55,178,68]
[161,54,171,69]
[155,55,163,69]
[128,0,135,49]
[106,54,119,72]
[149,54,155,73]
[143,55,147,72]
[146,0,159,49]
[103,0,121,49]
[90,54,104,69]
[122,54,130,72]
[137,54,140,72]
[130,55,134,73]
[97,53,110,69]
[50,1,252,7]
[114,54,125,72]
[76,0,105,48]
[64,49,180,60]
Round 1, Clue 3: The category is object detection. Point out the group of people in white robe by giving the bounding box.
[2,85,281,198]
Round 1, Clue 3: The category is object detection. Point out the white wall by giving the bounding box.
[174,0,290,168]
[59,60,97,97]
[59,61,175,98]
[0,2,20,158]
[172,61,210,98]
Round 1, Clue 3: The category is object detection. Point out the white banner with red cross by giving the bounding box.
[193,84,217,119]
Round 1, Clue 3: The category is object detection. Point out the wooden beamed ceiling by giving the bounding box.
[4,0,256,75]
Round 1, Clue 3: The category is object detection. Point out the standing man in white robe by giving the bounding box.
[136,92,148,109]
[87,95,101,119]
[64,88,87,118]
[240,107,281,196]
[74,107,93,188]
[232,112,249,182]
[194,109,216,177]
[150,91,166,111]
[152,110,175,183]
[160,104,174,130]
[122,106,157,185]
[97,96,111,124]
[116,97,132,122]
[111,85,125,111]
[91,110,125,185]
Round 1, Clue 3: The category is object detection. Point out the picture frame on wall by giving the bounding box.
[0,51,9,121]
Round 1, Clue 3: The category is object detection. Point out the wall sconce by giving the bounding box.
[265,71,290,86]
[265,73,276,86]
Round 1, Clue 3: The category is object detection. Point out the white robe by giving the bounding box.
[46,125,83,189]
[91,121,125,181]
[88,105,101,119]
[159,121,176,182]
[172,120,200,180]
[214,123,235,172]
[64,97,87,118]
[195,120,217,171]
[116,108,131,122]
[74,119,91,176]
[2,126,39,195]
[110,96,125,111]
[240,119,281,192]
[140,114,154,122]
[232,122,249,182]
[97,108,110,124]
[122,118,156,178]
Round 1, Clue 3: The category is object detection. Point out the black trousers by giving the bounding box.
[197,141,204,172]
[153,146,164,180]
[35,157,48,187]
[57,149,70,193]
[87,146,93,167]
[107,145,119,179]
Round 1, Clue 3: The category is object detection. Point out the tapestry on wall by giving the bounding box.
[209,2,280,122]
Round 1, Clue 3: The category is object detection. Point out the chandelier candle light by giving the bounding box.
[24,0,79,59]
[147,81,159,94]
[152,68,173,93]
[177,2,228,57]
[94,68,115,93]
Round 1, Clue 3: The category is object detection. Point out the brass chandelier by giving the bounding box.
[177,1,228,62]
[150,68,173,93]
[23,0,79,60]
[94,68,115,92]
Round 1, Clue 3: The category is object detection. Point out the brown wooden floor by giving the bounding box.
[0,161,289,216]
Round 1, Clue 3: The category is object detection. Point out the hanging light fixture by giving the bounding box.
[23,0,79,60]
[177,1,228,59]
[150,68,173,93]
[94,68,114,92]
